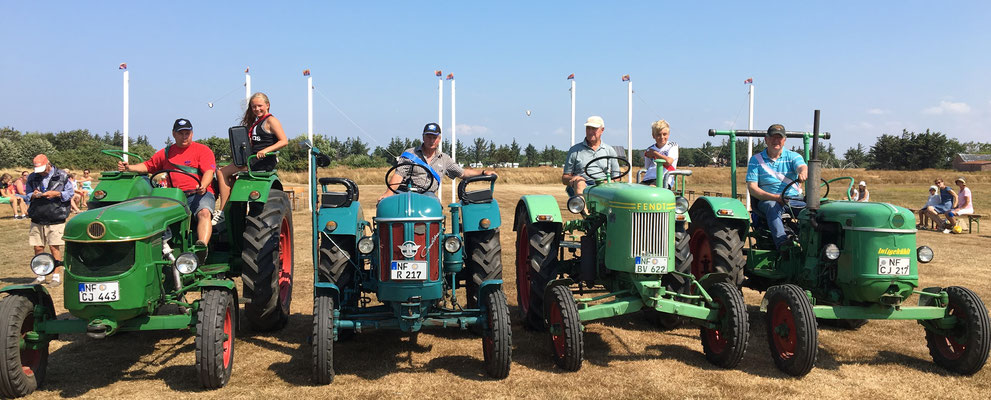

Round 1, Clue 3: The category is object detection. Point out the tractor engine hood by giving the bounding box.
[587,183,676,212]
[817,201,914,231]
[63,197,191,241]
[376,192,444,220]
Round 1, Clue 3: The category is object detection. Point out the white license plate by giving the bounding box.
[877,257,911,276]
[79,282,120,303]
[390,260,428,281]
[634,256,668,274]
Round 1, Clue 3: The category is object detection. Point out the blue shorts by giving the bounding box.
[187,192,216,214]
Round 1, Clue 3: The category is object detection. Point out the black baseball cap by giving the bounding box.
[173,118,193,132]
[766,124,786,137]
[422,122,441,135]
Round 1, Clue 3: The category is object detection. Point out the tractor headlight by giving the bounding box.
[30,253,56,276]
[675,196,689,214]
[917,246,934,263]
[175,252,199,274]
[357,236,375,254]
[823,243,840,260]
[93,190,107,200]
[443,236,462,253]
[567,196,586,214]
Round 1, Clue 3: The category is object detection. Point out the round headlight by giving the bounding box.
[443,236,462,253]
[357,236,375,254]
[30,253,56,276]
[675,196,689,214]
[567,196,586,214]
[917,246,934,264]
[823,243,840,260]
[93,190,107,200]
[175,252,199,274]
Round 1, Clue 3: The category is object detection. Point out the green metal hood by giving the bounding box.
[817,201,915,230]
[587,183,676,213]
[64,197,190,241]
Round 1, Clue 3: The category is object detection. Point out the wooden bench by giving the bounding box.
[965,214,982,233]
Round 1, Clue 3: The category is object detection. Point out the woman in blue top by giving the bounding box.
[921,178,957,230]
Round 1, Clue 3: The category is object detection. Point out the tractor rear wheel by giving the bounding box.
[515,211,558,331]
[688,206,745,287]
[196,289,236,388]
[644,231,694,330]
[764,284,818,376]
[0,294,48,398]
[312,294,336,384]
[481,289,511,379]
[464,229,503,308]
[700,281,749,368]
[547,285,583,371]
[242,189,294,331]
[319,236,356,340]
[925,286,991,375]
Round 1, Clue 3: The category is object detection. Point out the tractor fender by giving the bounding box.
[542,278,574,316]
[477,279,504,314]
[314,282,341,306]
[0,285,57,319]
[689,196,750,222]
[229,174,283,203]
[197,279,236,291]
[460,199,502,232]
[317,202,365,236]
[697,272,732,290]
[514,195,563,230]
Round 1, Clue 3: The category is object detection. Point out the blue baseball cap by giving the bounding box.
[422,122,441,135]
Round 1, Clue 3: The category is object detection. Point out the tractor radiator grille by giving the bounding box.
[631,212,669,258]
[378,221,441,282]
[66,241,136,277]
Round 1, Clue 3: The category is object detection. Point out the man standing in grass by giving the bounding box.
[26,154,74,286]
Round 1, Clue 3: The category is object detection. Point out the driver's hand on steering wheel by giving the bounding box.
[195,185,208,196]
[569,175,585,184]
[775,193,787,205]
[117,161,129,172]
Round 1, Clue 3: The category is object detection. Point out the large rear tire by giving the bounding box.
[464,229,503,308]
[688,206,746,287]
[242,189,294,331]
[312,294,336,384]
[764,284,818,377]
[318,235,357,340]
[700,281,749,368]
[515,209,559,331]
[196,289,236,389]
[644,231,694,330]
[0,294,48,398]
[925,286,991,375]
[547,285,583,371]
[481,289,512,379]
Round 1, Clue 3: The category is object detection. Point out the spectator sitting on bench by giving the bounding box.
[947,177,973,233]
[917,185,940,229]
[921,178,957,233]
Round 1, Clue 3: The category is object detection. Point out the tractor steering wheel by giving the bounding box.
[823,177,854,200]
[583,156,631,183]
[385,163,438,194]
[779,178,830,216]
[150,169,204,197]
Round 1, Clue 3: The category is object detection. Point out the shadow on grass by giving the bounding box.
[0,277,42,285]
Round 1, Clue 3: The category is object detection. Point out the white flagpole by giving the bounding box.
[747,82,755,210]
[307,71,314,211]
[245,68,251,101]
[122,67,129,162]
[450,77,457,204]
[570,78,576,146]
[437,73,444,201]
[627,78,633,183]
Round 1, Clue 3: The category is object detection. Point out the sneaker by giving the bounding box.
[194,240,209,263]
[210,209,224,226]
[942,228,951,234]
[34,275,46,285]
[51,274,61,286]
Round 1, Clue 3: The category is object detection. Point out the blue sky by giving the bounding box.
[3,1,990,155]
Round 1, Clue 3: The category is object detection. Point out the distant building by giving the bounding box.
[953,154,991,171]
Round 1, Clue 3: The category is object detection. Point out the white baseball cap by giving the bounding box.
[858,181,866,187]
[584,116,604,129]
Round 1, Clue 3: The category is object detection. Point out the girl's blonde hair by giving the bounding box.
[241,92,271,127]
[651,119,670,138]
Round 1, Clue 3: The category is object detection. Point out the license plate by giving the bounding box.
[79,282,120,303]
[877,257,911,276]
[391,260,427,281]
[634,256,668,274]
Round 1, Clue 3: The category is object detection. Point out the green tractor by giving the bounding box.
[694,111,990,376]
[514,156,749,371]
[304,142,511,384]
[0,136,294,397]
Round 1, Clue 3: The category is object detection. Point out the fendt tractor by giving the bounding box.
[514,156,749,371]
[304,142,511,384]
[691,110,990,376]
[0,125,295,397]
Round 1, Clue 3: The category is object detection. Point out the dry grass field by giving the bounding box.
[0,167,989,399]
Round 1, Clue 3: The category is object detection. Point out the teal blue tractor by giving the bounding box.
[303,142,511,384]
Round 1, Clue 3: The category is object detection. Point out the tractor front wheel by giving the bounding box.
[925,286,991,375]
[312,294,336,384]
[195,289,236,388]
[688,206,745,286]
[242,189,294,331]
[764,284,818,377]
[0,294,49,398]
[464,229,503,309]
[547,285,583,371]
[515,213,558,331]
[700,282,749,368]
[481,289,512,379]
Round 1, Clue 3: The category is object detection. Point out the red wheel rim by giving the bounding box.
[703,297,728,354]
[934,303,967,360]
[515,223,531,316]
[770,301,798,358]
[20,311,39,377]
[549,299,565,358]
[222,305,233,368]
[689,229,713,279]
[277,216,293,307]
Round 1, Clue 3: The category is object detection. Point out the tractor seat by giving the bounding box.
[460,188,493,204]
[321,192,351,208]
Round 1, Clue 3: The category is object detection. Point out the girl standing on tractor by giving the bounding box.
[213,92,289,224]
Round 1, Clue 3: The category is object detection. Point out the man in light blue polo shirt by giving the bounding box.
[562,116,622,196]
[746,124,808,249]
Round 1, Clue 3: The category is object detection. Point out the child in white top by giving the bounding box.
[641,119,678,188]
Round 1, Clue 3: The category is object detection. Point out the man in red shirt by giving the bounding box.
[118,118,217,248]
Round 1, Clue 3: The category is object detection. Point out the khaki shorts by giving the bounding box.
[29,222,65,248]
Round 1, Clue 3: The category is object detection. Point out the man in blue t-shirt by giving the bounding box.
[746,124,808,249]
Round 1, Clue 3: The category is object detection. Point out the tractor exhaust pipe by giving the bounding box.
[806,110,822,210]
